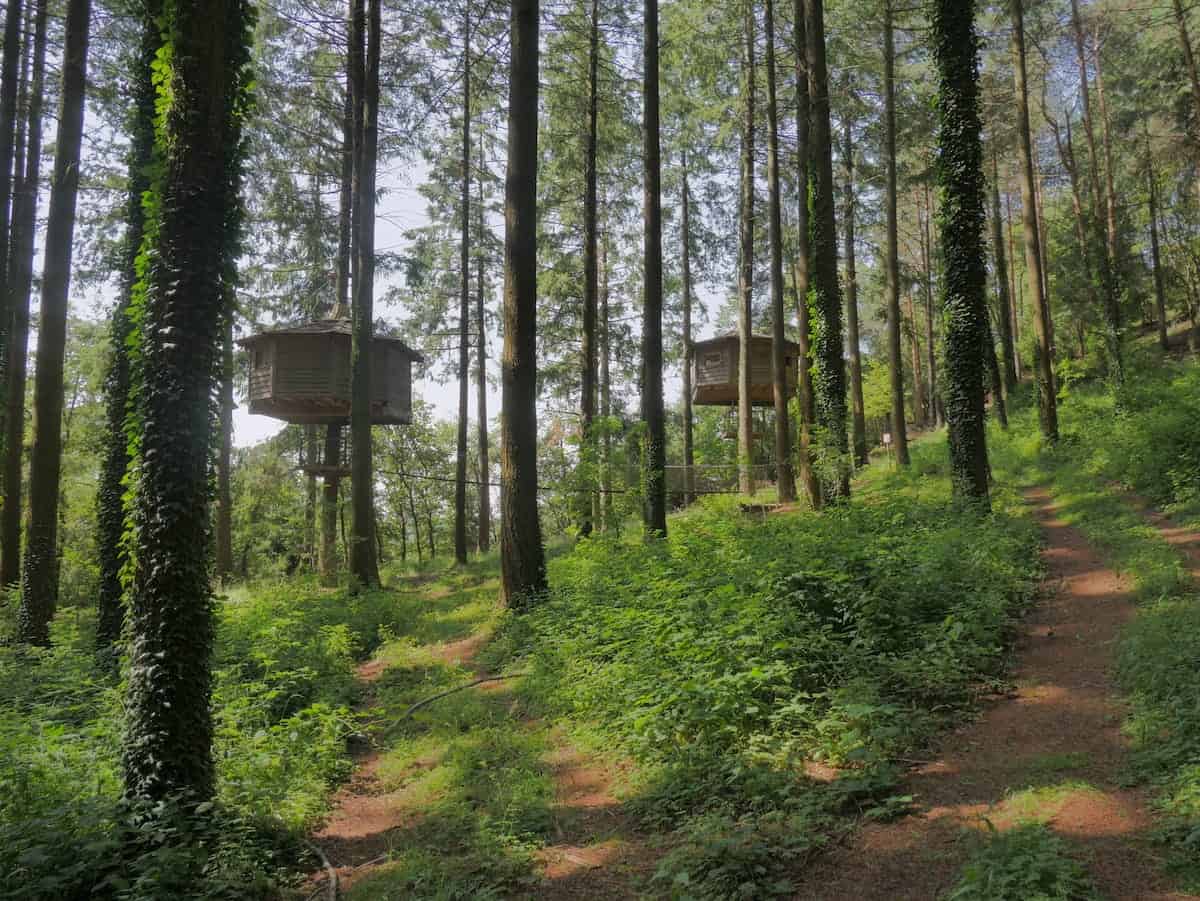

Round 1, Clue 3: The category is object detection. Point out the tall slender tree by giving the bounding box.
[882,0,909,465]
[765,0,795,500]
[349,0,381,588]
[931,0,990,504]
[0,0,24,377]
[642,0,667,532]
[680,155,695,503]
[455,9,473,564]
[1011,0,1057,441]
[1145,126,1168,351]
[579,0,600,536]
[841,108,866,467]
[990,152,1018,393]
[500,0,547,606]
[807,0,848,500]
[17,0,91,645]
[1,0,46,590]
[475,139,491,552]
[123,0,253,800]
[737,0,756,497]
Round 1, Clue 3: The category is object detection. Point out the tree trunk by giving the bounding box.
[990,151,1018,393]
[908,294,927,428]
[349,0,380,588]
[579,0,600,535]
[475,141,491,553]
[680,157,695,504]
[642,0,667,531]
[600,232,614,529]
[0,0,25,386]
[1146,129,1168,351]
[882,0,910,464]
[1,0,46,591]
[764,0,795,499]
[123,0,249,802]
[985,315,1007,429]
[1011,0,1057,442]
[1174,0,1200,133]
[793,0,820,509]
[18,0,90,646]
[931,0,991,504]
[304,426,317,567]
[1092,24,1124,382]
[922,181,941,425]
[737,0,756,498]
[1004,189,1022,378]
[455,10,471,565]
[500,0,547,606]
[215,320,234,581]
[1050,111,1099,349]
[841,112,866,466]
[406,480,422,563]
[808,0,849,500]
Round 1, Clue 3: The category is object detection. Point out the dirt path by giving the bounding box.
[792,488,1197,901]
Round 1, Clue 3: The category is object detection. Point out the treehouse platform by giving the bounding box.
[692,333,799,407]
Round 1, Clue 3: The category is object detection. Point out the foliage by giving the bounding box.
[944,824,1099,901]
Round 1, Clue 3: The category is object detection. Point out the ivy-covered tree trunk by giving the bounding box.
[579,0,600,536]
[500,0,547,606]
[806,0,849,500]
[123,0,252,800]
[349,0,381,588]
[0,0,46,591]
[454,11,471,565]
[882,0,910,464]
[1011,0,1057,441]
[931,0,991,505]
[737,1,756,498]
[641,0,667,534]
[18,0,90,646]
[765,0,795,501]
[215,321,235,581]
[841,108,867,467]
[793,0,821,510]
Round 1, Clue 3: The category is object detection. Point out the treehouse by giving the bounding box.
[239,314,423,426]
[692,333,799,407]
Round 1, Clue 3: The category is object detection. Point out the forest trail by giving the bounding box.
[792,487,1199,901]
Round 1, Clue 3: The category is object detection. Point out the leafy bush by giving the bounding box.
[945,824,1099,901]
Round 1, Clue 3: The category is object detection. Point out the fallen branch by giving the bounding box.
[304,839,338,901]
[404,673,529,719]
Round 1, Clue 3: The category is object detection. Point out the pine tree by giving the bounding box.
[882,0,909,466]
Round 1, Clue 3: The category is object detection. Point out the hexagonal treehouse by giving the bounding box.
[238,315,423,425]
[691,333,799,406]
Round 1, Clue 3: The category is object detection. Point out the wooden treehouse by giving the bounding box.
[239,313,423,426]
[692,333,799,407]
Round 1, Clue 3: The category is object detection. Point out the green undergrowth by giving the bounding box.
[989,352,1200,889]
[945,823,1100,901]
[0,562,500,900]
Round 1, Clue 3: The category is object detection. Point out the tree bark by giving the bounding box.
[123,0,249,801]
[765,0,795,499]
[500,0,547,606]
[990,151,1018,393]
[0,0,24,389]
[737,0,756,497]
[1011,0,1057,441]
[840,112,866,465]
[807,0,849,500]
[475,141,491,553]
[931,0,991,504]
[908,294,927,428]
[18,0,90,646]
[600,231,614,529]
[922,181,941,425]
[580,0,600,535]
[882,0,910,460]
[349,0,380,588]
[455,10,471,564]
[793,0,820,509]
[680,157,695,504]
[1174,0,1200,134]
[1,0,46,591]
[1091,24,1124,382]
[1146,129,1168,351]
[642,0,667,531]
[1004,189,1022,378]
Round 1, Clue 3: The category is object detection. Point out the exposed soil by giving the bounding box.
[791,488,1198,901]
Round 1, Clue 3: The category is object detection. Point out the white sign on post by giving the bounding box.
[882,433,893,446]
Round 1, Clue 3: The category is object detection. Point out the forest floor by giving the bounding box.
[303,391,1200,900]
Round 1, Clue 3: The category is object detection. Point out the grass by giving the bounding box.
[944,823,1100,901]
